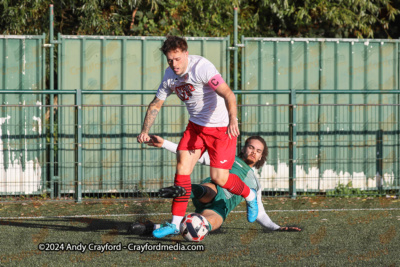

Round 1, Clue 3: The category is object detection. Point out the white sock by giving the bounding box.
[171,215,184,228]
[244,190,256,202]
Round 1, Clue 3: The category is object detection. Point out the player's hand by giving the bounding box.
[137,132,150,143]
[227,118,240,139]
[277,226,302,232]
[145,135,164,148]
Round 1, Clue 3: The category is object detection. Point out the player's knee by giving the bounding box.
[210,174,229,187]
[210,168,229,185]
[210,177,223,187]
[176,162,191,175]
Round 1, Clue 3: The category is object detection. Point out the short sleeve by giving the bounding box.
[195,58,220,85]
[156,71,173,100]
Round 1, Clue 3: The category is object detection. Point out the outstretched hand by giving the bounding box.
[277,226,302,232]
[145,135,164,148]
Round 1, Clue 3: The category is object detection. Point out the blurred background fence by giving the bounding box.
[0,90,398,201]
[0,16,399,201]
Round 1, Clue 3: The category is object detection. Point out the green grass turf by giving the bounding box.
[0,197,399,266]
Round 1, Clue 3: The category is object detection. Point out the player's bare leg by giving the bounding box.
[176,149,202,175]
[201,209,223,231]
[210,167,258,223]
[209,167,229,186]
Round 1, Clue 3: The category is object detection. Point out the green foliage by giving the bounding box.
[252,0,400,38]
[0,0,399,38]
[0,0,50,35]
[299,192,317,197]
[128,0,400,38]
[327,182,361,197]
[0,0,163,35]
[326,182,385,198]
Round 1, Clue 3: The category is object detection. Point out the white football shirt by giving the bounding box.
[156,55,229,127]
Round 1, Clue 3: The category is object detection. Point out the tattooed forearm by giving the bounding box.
[142,108,159,133]
[141,97,163,134]
[151,98,162,105]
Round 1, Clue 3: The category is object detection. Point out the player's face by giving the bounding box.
[242,139,264,167]
[166,48,189,76]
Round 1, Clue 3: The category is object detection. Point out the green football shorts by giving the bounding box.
[192,177,242,221]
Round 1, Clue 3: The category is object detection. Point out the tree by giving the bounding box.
[0,0,399,38]
[250,0,400,38]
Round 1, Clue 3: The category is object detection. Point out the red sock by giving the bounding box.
[221,173,250,198]
[171,174,192,216]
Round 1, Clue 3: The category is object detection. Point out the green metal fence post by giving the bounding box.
[233,8,239,155]
[41,33,47,195]
[226,35,231,89]
[49,4,63,198]
[76,89,82,203]
[233,7,238,92]
[232,8,245,154]
[57,32,62,198]
[289,89,297,199]
[49,4,55,199]
[398,41,400,197]
[239,35,245,154]
[121,39,127,196]
[376,129,383,194]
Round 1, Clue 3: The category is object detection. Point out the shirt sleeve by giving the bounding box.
[255,188,281,231]
[161,139,178,153]
[161,139,211,166]
[156,70,173,101]
[195,57,221,85]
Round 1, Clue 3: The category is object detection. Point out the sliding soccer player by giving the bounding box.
[129,135,301,235]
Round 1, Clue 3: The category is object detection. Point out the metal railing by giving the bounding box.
[0,90,399,201]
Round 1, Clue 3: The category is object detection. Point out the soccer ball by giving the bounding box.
[180,213,210,242]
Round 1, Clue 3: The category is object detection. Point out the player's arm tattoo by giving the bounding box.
[141,97,163,134]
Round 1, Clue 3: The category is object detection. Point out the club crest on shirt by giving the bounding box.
[175,84,195,101]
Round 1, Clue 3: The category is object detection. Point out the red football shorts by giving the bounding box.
[177,121,237,169]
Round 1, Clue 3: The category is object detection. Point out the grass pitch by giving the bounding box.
[0,197,399,266]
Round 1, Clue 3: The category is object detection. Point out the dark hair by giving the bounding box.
[160,35,188,55]
[238,136,268,169]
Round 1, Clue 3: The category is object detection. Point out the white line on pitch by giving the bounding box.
[0,208,399,220]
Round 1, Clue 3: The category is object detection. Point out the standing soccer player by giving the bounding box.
[137,36,258,238]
